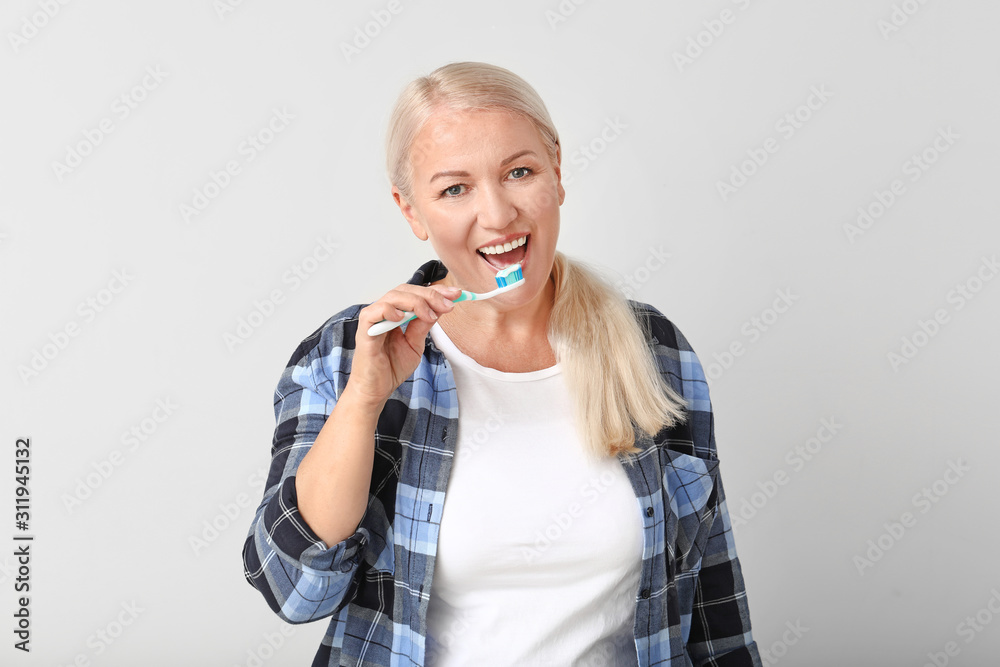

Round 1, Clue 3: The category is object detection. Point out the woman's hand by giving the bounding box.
[293,284,458,548]
[348,283,462,408]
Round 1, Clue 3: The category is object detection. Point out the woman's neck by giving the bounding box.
[433,275,557,373]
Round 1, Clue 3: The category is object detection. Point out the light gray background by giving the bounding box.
[2,1,998,665]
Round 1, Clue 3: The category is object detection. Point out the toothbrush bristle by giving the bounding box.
[494,263,523,288]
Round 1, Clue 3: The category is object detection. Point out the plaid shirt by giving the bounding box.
[243,260,761,667]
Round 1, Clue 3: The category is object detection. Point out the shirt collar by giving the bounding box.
[407,259,448,286]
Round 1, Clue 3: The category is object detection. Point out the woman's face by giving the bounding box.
[393,108,564,305]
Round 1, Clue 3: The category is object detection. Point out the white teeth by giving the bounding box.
[478,235,527,255]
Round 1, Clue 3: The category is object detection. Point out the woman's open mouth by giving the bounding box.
[476,234,528,272]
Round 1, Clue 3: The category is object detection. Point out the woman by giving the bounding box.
[243,62,762,666]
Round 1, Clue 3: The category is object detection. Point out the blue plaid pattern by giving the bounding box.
[243,260,761,666]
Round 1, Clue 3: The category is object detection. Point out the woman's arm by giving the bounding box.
[686,473,762,666]
[675,336,761,666]
[241,311,376,624]
[293,383,385,547]
[293,280,459,545]
[243,283,460,624]
[638,303,762,665]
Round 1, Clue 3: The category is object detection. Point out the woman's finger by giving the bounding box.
[365,285,456,328]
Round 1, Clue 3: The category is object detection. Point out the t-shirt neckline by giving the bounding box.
[429,322,561,382]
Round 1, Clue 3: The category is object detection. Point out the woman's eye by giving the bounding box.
[509,167,531,179]
[442,184,465,197]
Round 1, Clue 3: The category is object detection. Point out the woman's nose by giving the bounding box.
[475,184,517,230]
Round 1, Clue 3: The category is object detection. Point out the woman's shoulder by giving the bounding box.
[626,300,697,355]
[270,304,371,402]
[626,300,711,406]
[279,303,366,371]
[627,300,715,459]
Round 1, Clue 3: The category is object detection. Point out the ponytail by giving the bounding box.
[547,252,687,458]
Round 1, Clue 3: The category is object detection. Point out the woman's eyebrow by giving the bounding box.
[500,149,536,166]
[429,150,538,183]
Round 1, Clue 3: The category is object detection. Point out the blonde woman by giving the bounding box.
[243,62,762,666]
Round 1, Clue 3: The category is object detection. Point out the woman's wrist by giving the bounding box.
[340,380,390,417]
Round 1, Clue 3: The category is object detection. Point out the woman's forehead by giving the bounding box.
[420,107,532,136]
[411,109,545,164]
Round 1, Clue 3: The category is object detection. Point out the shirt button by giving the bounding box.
[640,589,650,599]
[441,427,448,441]
[645,506,654,517]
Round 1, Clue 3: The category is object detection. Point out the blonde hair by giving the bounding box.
[548,253,687,457]
[386,62,687,458]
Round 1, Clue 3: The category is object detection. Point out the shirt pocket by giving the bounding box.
[659,449,719,575]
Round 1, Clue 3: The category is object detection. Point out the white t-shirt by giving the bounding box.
[425,323,644,666]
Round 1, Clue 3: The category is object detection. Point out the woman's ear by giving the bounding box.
[554,143,566,205]
[392,186,428,241]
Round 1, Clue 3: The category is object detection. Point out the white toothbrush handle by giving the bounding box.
[367,311,417,336]
[365,282,517,337]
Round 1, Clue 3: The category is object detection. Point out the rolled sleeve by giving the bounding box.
[244,474,368,623]
[264,474,368,572]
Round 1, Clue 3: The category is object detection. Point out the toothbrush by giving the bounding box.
[367,263,524,336]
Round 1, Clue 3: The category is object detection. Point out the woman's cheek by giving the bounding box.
[523,184,560,216]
